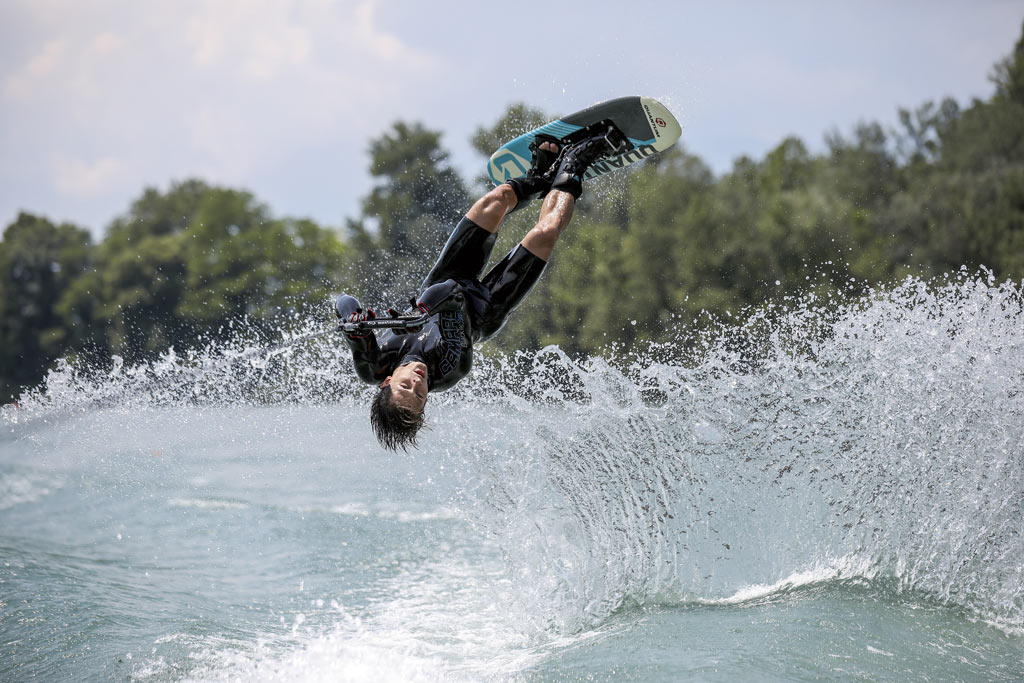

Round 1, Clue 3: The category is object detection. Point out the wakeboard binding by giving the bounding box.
[504,133,563,210]
[549,121,631,199]
[505,120,632,206]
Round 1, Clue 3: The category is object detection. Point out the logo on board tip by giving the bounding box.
[490,149,531,182]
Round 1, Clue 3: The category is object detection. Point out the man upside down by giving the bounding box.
[336,131,613,450]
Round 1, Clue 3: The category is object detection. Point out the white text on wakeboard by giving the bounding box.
[585,145,656,179]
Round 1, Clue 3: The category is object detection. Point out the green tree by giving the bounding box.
[62,179,348,363]
[347,122,470,305]
[60,181,200,362]
[0,213,92,401]
[176,187,347,338]
[882,22,1024,281]
[821,122,902,282]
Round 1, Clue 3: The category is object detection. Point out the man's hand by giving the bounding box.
[335,294,361,320]
[336,294,375,338]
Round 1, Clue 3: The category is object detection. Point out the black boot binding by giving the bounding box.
[549,128,619,200]
[503,133,563,212]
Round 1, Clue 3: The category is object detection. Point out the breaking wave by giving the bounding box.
[4,270,1022,638]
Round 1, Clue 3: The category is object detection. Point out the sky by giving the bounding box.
[1,0,1021,236]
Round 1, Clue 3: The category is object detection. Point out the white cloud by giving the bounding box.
[4,37,67,100]
[2,0,445,206]
[185,1,314,79]
[53,155,131,198]
[1,0,1020,233]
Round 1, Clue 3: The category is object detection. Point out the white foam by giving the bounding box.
[327,502,371,517]
[170,552,602,683]
[326,502,460,523]
[167,498,250,510]
[377,507,459,523]
[0,470,64,510]
[701,556,877,606]
[182,627,452,683]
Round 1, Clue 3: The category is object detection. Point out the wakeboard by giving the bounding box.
[487,96,681,186]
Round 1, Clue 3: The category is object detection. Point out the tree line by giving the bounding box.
[3,24,1023,402]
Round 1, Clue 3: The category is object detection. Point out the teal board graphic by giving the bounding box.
[487,96,681,186]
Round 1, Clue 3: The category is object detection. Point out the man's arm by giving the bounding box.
[336,294,386,384]
[346,335,384,384]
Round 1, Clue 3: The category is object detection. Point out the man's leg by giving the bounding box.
[466,138,563,233]
[421,177,531,288]
[519,189,575,262]
[474,132,612,340]
[423,137,562,287]
[464,183,519,233]
[473,190,576,340]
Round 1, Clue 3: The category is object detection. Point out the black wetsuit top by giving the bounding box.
[343,218,546,391]
[345,307,473,392]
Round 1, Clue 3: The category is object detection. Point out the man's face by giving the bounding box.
[383,361,428,413]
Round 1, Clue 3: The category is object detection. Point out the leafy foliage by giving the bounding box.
[1,181,347,401]
[346,121,469,305]
[0,214,92,400]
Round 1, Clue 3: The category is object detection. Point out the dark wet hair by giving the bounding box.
[369,384,425,451]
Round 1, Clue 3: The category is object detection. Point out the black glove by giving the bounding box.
[335,294,361,320]
[336,294,375,337]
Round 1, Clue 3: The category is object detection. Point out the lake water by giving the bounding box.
[2,273,1022,681]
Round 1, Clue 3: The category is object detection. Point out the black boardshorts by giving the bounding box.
[421,217,547,342]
